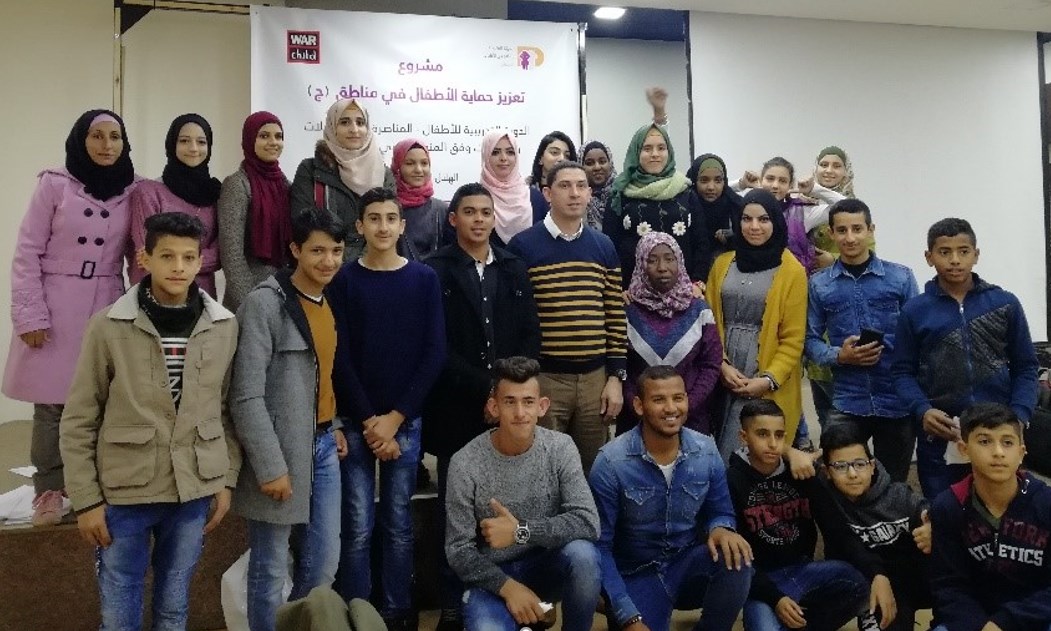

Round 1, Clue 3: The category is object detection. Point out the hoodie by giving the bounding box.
[930,472,1051,631]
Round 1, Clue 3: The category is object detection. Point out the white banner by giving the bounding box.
[250,5,582,199]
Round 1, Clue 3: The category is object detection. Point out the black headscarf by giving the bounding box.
[686,153,743,241]
[65,109,135,201]
[732,189,787,273]
[161,113,222,207]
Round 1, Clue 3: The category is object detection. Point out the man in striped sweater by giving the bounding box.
[508,160,627,473]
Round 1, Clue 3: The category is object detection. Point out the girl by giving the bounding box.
[687,153,743,270]
[736,156,817,273]
[391,139,447,258]
[479,130,538,248]
[526,131,577,220]
[581,140,616,230]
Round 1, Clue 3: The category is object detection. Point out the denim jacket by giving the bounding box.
[588,426,736,624]
[805,255,919,417]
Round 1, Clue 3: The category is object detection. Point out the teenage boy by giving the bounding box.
[728,399,892,631]
[328,187,446,630]
[231,208,349,631]
[61,212,240,630]
[805,199,919,483]
[892,218,1039,500]
[929,402,1051,631]
[819,422,933,631]
[422,182,541,631]
[445,356,601,631]
[589,365,753,631]
[508,160,627,474]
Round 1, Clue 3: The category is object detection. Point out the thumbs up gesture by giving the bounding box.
[481,498,520,550]
[912,509,932,555]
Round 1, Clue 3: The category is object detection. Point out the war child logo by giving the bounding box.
[288,31,320,64]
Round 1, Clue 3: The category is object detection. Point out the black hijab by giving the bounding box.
[687,153,743,238]
[65,109,135,201]
[162,113,222,207]
[732,189,787,273]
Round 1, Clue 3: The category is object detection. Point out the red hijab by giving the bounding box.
[241,111,291,266]
[391,138,434,208]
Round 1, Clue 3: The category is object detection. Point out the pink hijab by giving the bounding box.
[480,130,532,244]
[391,138,434,208]
[322,99,386,196]
[627,232,694,318]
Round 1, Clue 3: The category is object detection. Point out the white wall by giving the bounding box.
[690,11,1048,340]
[585,38,690,173]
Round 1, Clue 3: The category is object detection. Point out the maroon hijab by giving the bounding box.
[241,111,291,265]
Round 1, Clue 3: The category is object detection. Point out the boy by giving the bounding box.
[892,217,1038,500]
[805,199,919,483]
[444,356,600,631]
[728,399,895,631]
[930,402,1051,631]
[820,422,933,631]
[328,187,446,630]
[231,208,350,631]
[422,182,541,630]
[60,212,240,630]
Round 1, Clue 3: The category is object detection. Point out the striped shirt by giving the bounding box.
[160,336,190,406]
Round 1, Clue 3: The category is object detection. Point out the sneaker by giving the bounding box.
[31,490,67,527]
[435,608,463,631]
[858,612,881,631]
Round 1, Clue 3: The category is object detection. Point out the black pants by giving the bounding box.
[826,410,915,484]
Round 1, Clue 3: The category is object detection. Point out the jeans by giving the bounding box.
[246,428,341,631]
[826,410,915,484]
[336,416,422,616]
[915,431,970,501]
[463,541,601,631]
[436,455,464,613]
[742,560,867,631]
[97,497,211,631]
[619,544,753,631]
[810,379,834,430]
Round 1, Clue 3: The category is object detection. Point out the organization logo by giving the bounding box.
[287,30,320,64]
[515,46,545,70]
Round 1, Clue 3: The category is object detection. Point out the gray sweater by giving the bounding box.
[217,168,283,311]
[445,426,600,594]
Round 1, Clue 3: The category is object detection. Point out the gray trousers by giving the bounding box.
[31,403,65,494]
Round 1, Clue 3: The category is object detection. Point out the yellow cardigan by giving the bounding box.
[706,249,808,439]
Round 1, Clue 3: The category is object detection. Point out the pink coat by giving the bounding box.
[3,168,140,404]
[128,180,221,297]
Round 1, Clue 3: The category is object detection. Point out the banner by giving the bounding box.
[251,6,582,199]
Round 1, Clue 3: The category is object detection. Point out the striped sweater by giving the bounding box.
[508,222,627,374]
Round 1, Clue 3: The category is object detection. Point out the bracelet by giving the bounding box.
[762,374,779,392]
[622,614,643,629]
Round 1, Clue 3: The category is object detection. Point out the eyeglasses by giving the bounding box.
[827,459,873,474]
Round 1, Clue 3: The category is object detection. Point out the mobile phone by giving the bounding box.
[857,328,885,346]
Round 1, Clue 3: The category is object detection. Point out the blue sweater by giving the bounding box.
[327,260,446,423]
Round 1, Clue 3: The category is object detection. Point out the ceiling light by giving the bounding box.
[594,7,626,20]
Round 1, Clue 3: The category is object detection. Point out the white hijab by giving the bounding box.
[323,99,386,196]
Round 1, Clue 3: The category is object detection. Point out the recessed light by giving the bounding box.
[594,7,626,20]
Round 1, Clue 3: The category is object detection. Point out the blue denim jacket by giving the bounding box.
[588,426,736,624]
[805,255,919,418]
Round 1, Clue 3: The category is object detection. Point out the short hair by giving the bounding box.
[491,356,541,392]
[819,422,873,464]
[360,187,402,218]
[449,182,493,214]
[636,365,682,397]
[530,131,578,186]
[144,211,205,254]
[927,217,976,250]
[828,198,873,228]
[960,402,1023,441]
[291,207,348,247]
[761,156,795,182]
[544,160,586,189]
[739,399,785,429]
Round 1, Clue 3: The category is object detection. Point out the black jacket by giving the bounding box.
[421,244,541,458]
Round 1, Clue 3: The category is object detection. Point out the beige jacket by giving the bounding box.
[61,286,241,512]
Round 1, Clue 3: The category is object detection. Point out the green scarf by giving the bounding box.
[610,124,690,216]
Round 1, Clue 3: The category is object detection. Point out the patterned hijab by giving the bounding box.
[610,124,690,216]
[627,232,694,318]
[323,99,386,196]
[816,145,855,198]
[480,130,532,244]
[391,138,434,208]
[581,140,616,230]
[65,109,135,201]
[732,189,788,273]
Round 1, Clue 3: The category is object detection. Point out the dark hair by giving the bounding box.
[926,217,977,250]
[960,402,1023,441]
[739,399,785,429]
[544,160,587,189]
[360,187,402,218]
[144,211,205,254]
[828,198,873,229]
[449,182,493,214]
[636,365,682,398]
[761,156,794,182]
[530,132,578,186]
[491,356,541,392]
[819,422,873,464]
[291,207,348,247]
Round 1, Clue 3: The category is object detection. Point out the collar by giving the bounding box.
[543,213,584,241]
[623,424,704,457]
[926,273,993,298]
[108,283,233,323]
[830,253,884,278]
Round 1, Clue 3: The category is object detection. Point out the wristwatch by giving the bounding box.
[613,369,628,382]
[622,614,643,629]
[514,521,530,545]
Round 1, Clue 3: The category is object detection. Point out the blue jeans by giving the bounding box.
[336,416,422,616]
[743,560,867,631]
[915,432,970,501]
[246,428,341,631]
[619,544,753,631]
[463,540,601,631]
[97,497,211,631]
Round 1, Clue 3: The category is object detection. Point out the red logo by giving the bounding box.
[287,31,320,64]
